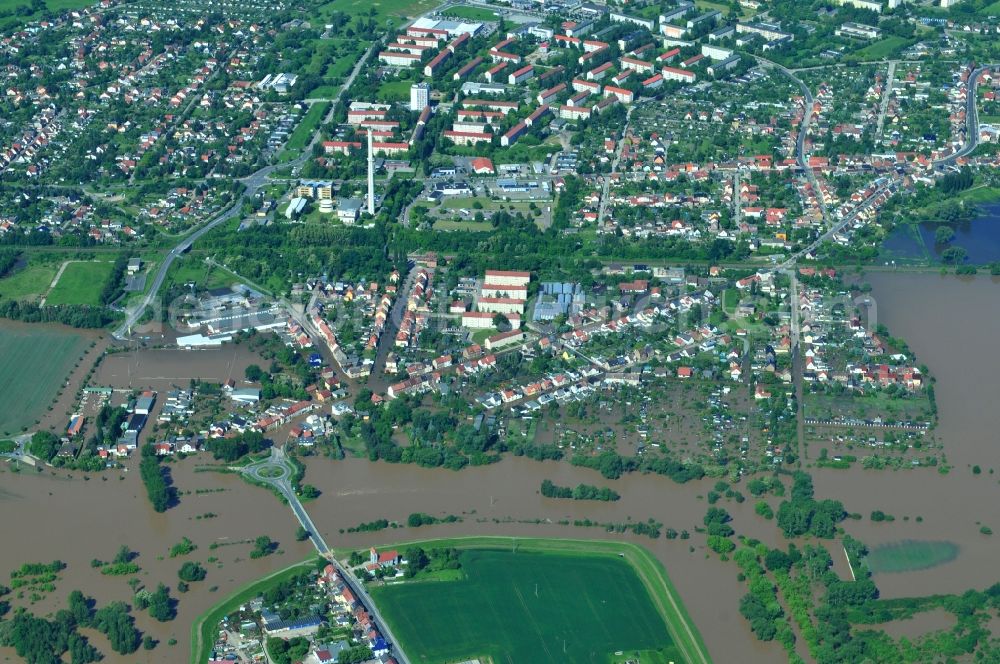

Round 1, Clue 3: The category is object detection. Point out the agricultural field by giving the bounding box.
[45,261,115,306]
[0,324,89,435]
[866,540,960,574]
[369,543,686,664]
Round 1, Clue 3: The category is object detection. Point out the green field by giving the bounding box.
[165,255,231,291]
[0,0,93,30]
[0,263,57,301]
[368,538,708,664]
[983,0,1000,15]
[854,36,911,61]
[0,324,88,435]
[441,5,497,20]
[867,540,959,574]
[46,261,115,305]
[316,0,438,24]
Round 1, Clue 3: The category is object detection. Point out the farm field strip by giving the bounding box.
[0,325,88,435]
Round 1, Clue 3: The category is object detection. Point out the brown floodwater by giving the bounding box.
[94,345,263,393]
[5,272,998,664]
[814,273,1000,599]
[300,455,786,664]
[0,460,315,663]
[879,607,955,641]
[0,451,787,664]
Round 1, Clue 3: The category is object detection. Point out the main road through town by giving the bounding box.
[113,45,376,339]
[242,447,413,664]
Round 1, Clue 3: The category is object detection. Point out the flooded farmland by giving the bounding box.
[3,272,1000,664]
[0,460,315,664]
[814,273,1000,598]
[93,344,264,394]
[0,451,788,664]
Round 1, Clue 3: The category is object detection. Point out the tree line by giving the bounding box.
[540,479,620,501]
[99,253,132,306]
[570,449,705,484]
[0,300,118,328]
[139,444,176,512]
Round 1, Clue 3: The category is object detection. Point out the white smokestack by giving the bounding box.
[367,128,375,216]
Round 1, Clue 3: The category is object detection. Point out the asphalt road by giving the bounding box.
[938,64,998,167]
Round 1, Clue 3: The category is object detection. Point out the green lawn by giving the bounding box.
[441,5,497,20]
[958,185,1000,205]
[280,102,330,159]
[0,324,88,435]
[46,261,115,306]
[316,0,437,23]
[165,255,229,291]
[471,328,497,344]
[369,543,690,664]
[0,0,93,30]
[0,263,57,301]
[982,0,1000,15]
[326,56,356,80]
[721,289,740,316]
[376,80,413,102]
[309,85,341,99]
[866,540,959,574]
[854,36,911,61]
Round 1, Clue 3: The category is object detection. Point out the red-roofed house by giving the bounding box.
[471,157,495,174]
